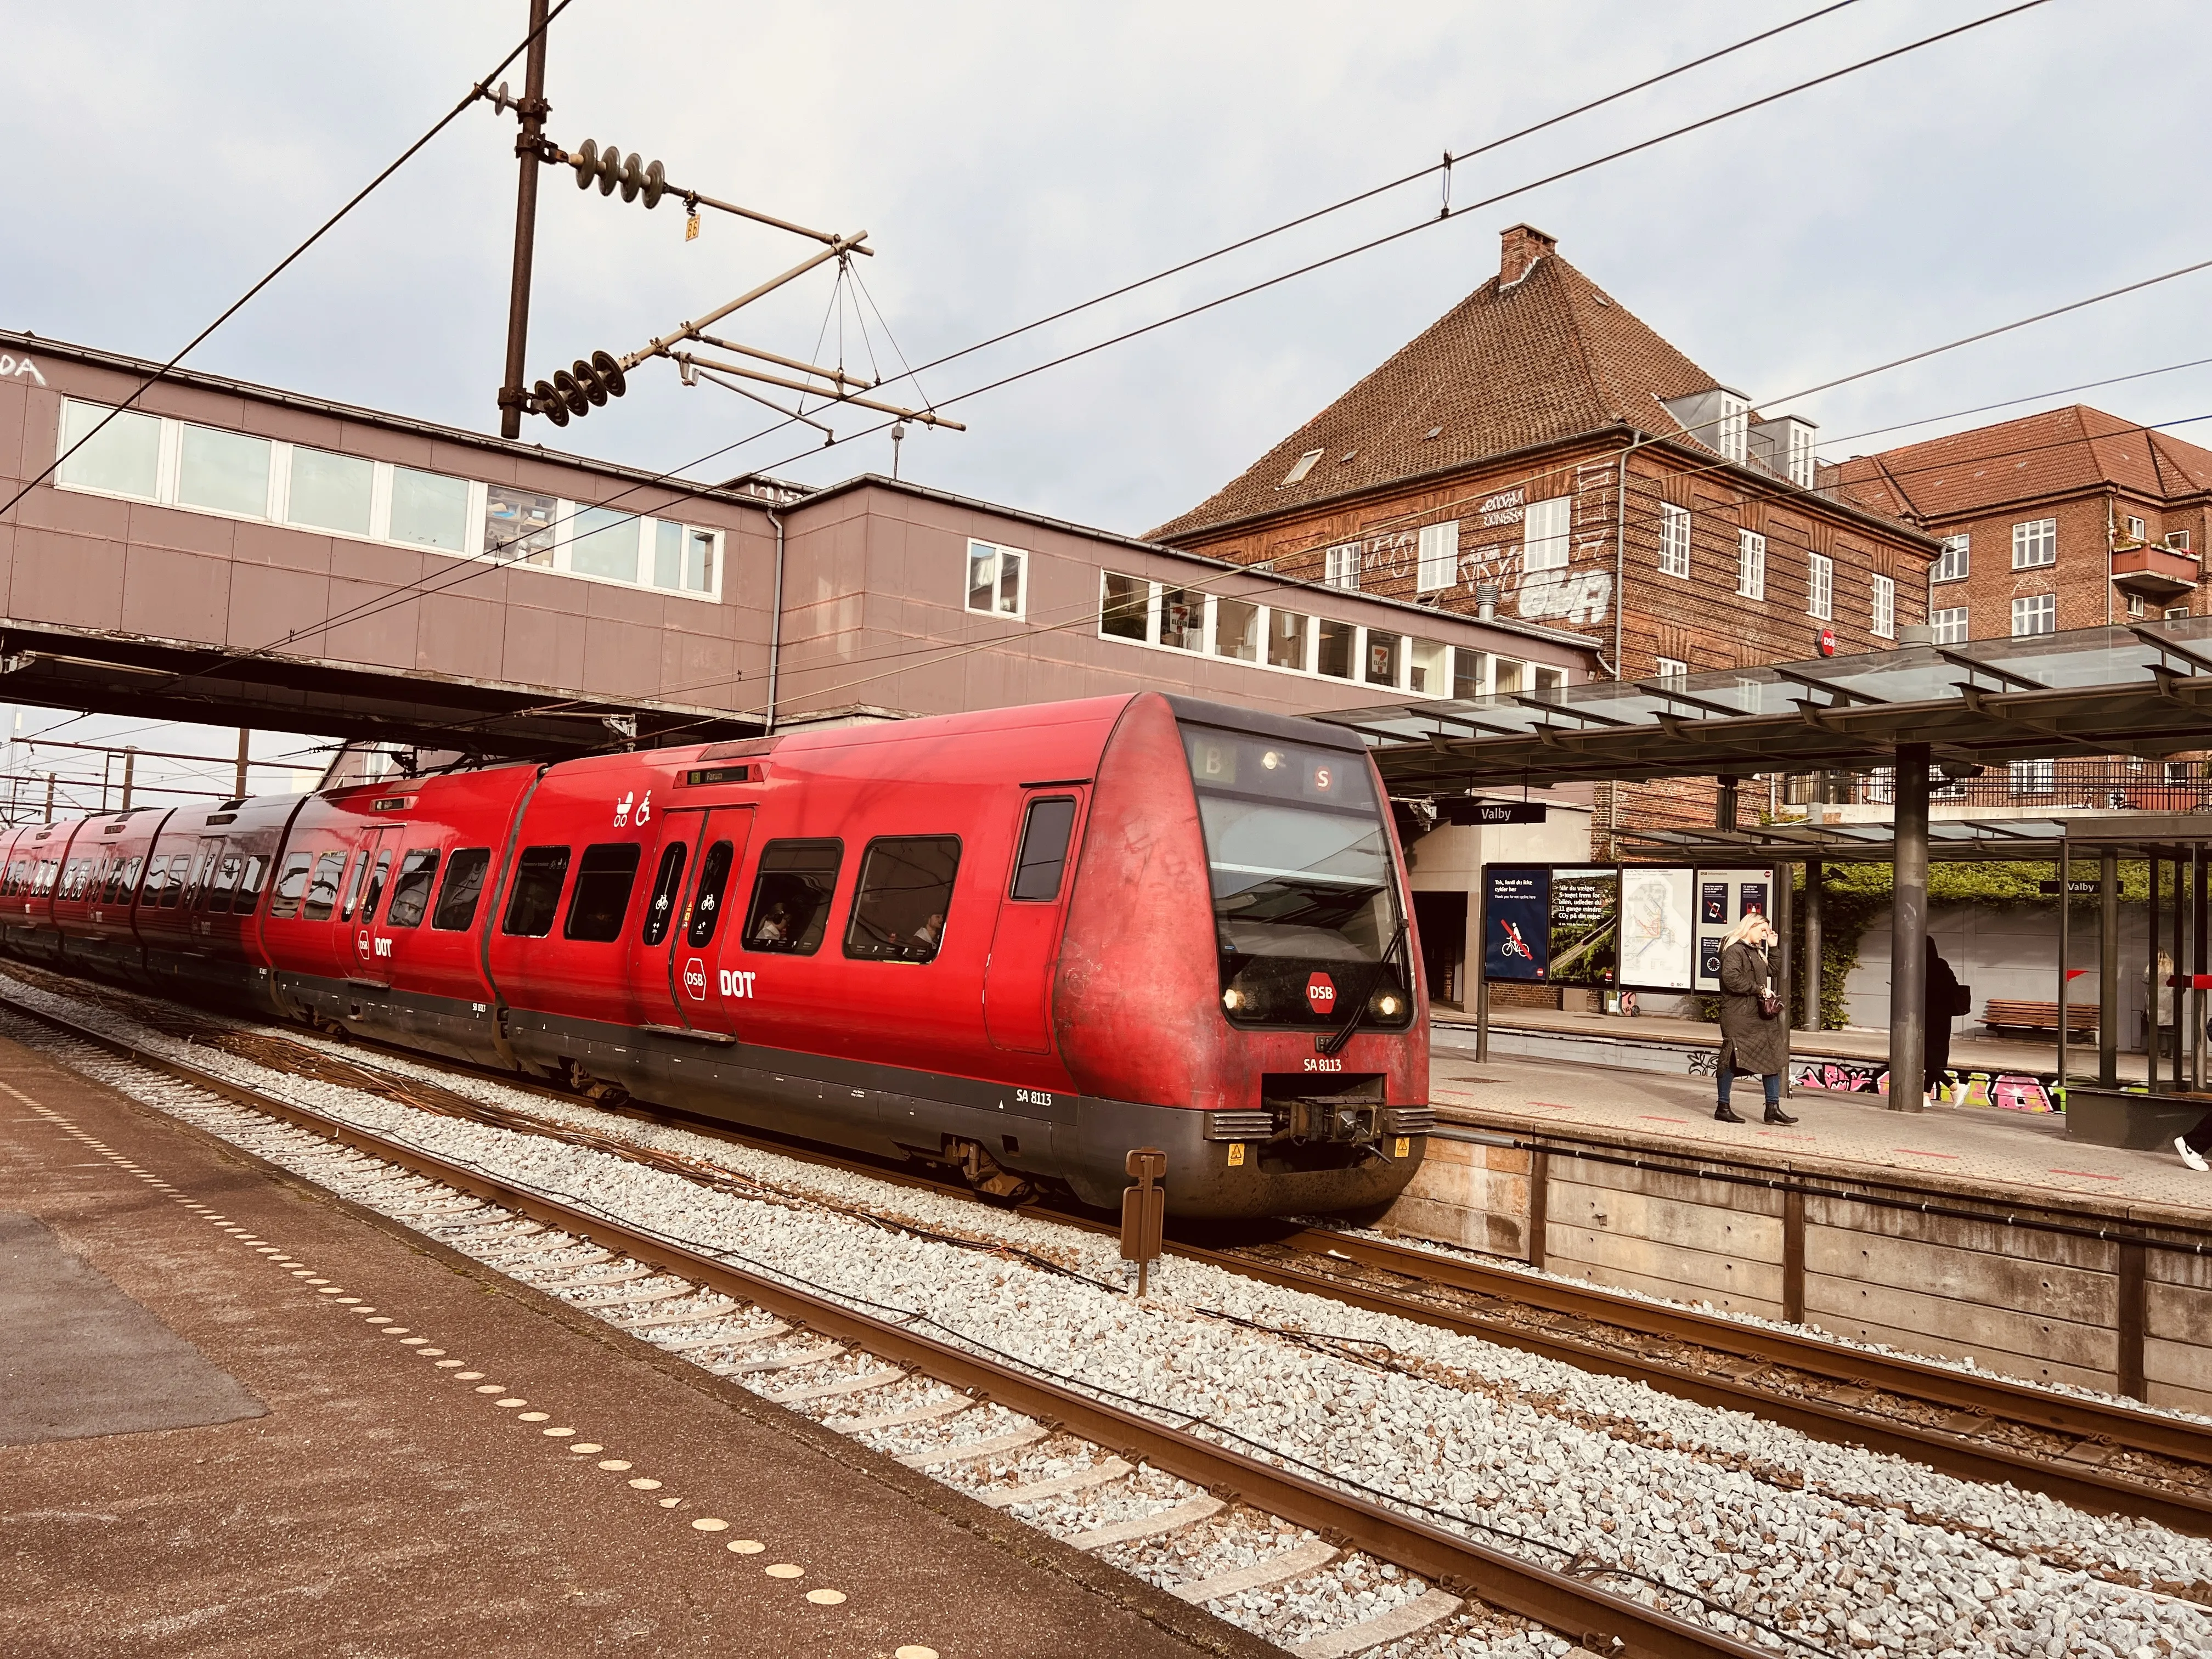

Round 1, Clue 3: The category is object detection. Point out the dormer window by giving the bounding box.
[1716,393,1748,464]
[1282,448,1324,486]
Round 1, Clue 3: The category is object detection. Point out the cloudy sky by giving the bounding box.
[3,0,2208,803]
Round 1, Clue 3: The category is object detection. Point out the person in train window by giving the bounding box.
[752,902,791,945]
[912,911,945,952]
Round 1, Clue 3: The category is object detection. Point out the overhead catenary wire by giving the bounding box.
[0,1,579,523]
[242,0,2058,675]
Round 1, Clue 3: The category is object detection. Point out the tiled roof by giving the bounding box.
[1835,405,2212,522]
[1149,247,1726,541]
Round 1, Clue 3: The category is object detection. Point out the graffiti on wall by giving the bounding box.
[1686,1049,2059,1111]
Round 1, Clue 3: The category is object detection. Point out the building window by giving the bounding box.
[1492,657,1525,696]
[1737,530,1765,600]
[1416,521,1459,592]
[1323,543,1361,590]
[572,506,641,581]
[2169,605,2193,620]
[967,539,1025,618]
[1364,630,1401,687]
[1658,501,1691,578]
[1871,573,1895,639]
[1933,534,1968,582]
[2126,593,2147,619]
[2011,593,2056,637]
[1932,606,1968,644]
[1099,572,1148,640]
[1316,619,1355,678]
[1267,609,1310,670]
[2169,529,2193,552]
[1532,665,1565,697]
[1282,448,1324,486]
[1655,656,1688,682]
[2010,758,2055,795]
[1717,395,1748,462]
[390,466,471,552]
[1807,552,1833,620]
[2011,518,2057,569]
[1524,497,1571,573]
[177,425,272,517]
[298,448,377,539]
[1786,425,1815,488]
[55,399,161,498]
[2125,515,2147,543]
[1409,639,1447,695]
[1453,650,1487,699]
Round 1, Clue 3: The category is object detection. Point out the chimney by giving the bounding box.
[1499,223,1557,287]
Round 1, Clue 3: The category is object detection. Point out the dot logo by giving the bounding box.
[681,956,708,1000]
[1305,972,1336,1017]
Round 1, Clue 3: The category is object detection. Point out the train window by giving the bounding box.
[268,854,312,918]
[743,839,841,955]
[233,855,268,916]
[844,837,960,963]
[159,852,190,907]
[563,844,642,942]
[206,854,244,915]
[139,857,166,905]
[639,843,686,946]
[502,845,571,937]
[385,849,442,929]
[339,850,371,921]
[431,849,492,932]
[684,841,735,948]
[357,852,394,924]
[301,853,347,922]
[109,857,144,906]
[1009,799,1077,902]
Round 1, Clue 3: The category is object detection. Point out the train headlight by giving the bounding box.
[1222,987,1247,1012]
[1260,749,1283,771]
[1368,989,1405,1019]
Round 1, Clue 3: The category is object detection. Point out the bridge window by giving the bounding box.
[390,467,471,552]
[573,507,641,580]
[486,487,556,566]
[290,447,375,537]
[967,540,1025,618]
[178,426,272,518]
[502,845,571,937]
[57,400,161,499]
[562,844,641,942]
[652,521,717,593]
[431,849,492,931]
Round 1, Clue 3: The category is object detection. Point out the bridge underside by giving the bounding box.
[0,624,761,761]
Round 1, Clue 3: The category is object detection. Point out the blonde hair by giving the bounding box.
[1723,911,1771,949]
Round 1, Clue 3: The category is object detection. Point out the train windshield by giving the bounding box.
[1183,726,1408,1026]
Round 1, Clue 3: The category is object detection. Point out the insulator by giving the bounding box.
[620,153,645,203]
[573,359,609,407]
[552,369,589,417]
[595,146,623,196]
[641,159,666,210]
[591,350,628,399]
[533,379,569,427]
[572,138,600,189]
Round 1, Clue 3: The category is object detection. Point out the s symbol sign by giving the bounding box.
[681,956,708,1001]
[1304,972,1336,1017]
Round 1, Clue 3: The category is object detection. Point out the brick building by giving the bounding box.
[1150,224,1944,849]
[1830,407,2212,810]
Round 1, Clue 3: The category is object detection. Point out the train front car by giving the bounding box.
[1055,693,1430,1220]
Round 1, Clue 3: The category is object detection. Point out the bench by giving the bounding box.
[1983,998,2100,1037]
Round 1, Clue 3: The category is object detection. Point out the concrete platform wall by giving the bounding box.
[1385,1136,2212,1411]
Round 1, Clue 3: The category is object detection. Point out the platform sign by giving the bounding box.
[1692,866,1778,993]
[1481,865,1550,981]
[1547,866,1618,986]
[1616,865,1696,991]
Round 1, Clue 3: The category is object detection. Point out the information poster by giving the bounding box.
[1693,866,1778,993]
[1481,866,1550,981]
[1547,866,1618,986]
[1616,866,1695,991]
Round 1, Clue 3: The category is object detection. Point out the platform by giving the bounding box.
[1377,1029,2212,1413]
[0,1036,1252,1658]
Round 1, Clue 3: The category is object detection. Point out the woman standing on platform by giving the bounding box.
[1715,912,1798,1126]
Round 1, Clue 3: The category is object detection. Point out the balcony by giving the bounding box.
[2111,543,2199,603]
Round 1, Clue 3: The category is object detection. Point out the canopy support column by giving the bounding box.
[1774,859,1795,1097]
[2194,844,2207,1092]
[2100,849,2120,1088]
[2057,837,2072,1087]
[1801,859,1823,1034]
[1888,743,1929,1113]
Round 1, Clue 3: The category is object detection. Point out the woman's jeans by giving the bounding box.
[1718,1068,1781,1109]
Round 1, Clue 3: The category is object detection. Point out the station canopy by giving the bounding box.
[1316,616,2212,795]
[1611,814,2212,867]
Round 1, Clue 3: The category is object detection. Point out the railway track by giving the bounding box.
[0,983,1782,1659]
[10,963,2212,1547]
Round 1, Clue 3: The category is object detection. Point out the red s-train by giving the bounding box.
[0,693,1432,1218]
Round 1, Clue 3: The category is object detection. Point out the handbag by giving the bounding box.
[1757,969,1781,1020]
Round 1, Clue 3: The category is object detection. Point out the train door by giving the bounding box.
[339,827,402,985]
[182,836,226,940]
[633,806,753,1031]
[983,789,1086,1053]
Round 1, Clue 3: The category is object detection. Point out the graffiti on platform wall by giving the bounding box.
[1686,1050,2058,1111]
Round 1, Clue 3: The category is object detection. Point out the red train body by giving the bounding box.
[0,693,1432,1219]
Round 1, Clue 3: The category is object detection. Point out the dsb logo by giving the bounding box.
[681,957,708,1000]
[1305,972,1336,1017]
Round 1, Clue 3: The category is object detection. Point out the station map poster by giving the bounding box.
[1616,866,1695,991]
[1547,866,1618,986]
[1481,866,1550,981]
[1693,866,1778,993]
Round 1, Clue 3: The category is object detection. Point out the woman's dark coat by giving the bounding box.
[1718,939,1788,1076]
